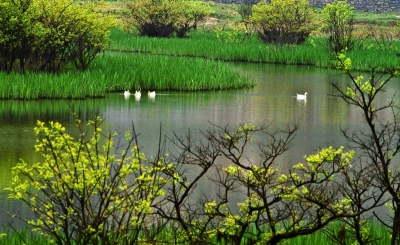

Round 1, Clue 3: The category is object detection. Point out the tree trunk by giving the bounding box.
[392,208,400,245]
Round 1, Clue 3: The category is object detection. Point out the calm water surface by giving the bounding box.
[1,63,399,228]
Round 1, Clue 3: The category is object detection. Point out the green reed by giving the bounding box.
[0,229,50,245]
[110,28,400,72]
[287,220,391,245]
[2,220,391,245]
[92,52,254,92]
[109,28,329,65]
[0,52,253,99]
[0,72,107,100]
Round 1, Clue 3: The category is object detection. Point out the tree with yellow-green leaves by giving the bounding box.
[6,114,172,245]
[251,0,315,45]
[322,0,355,53]
[154,123,361,245]
[174,0,214,38]
[330,50,400,245]
[0,0,115,73]
[125,0,213,38]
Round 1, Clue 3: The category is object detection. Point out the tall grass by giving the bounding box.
[0,71,109,99]
[109,28,400,72]
[94,52,254,92]
[0,229,51,245]
[0,52,253,99]
[288,220,392,245]
[109,28,330,64]
[1,220,391,245]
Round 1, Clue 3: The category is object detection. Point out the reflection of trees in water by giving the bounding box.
[0,99,104,124]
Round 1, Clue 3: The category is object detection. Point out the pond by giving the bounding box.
[0,62,399,228]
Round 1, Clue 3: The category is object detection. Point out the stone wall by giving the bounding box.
[213,0,400,13]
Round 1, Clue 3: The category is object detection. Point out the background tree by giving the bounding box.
[251,0,315,45]
[0,0,115,73]
[174,1,214,38]
[0,0,42,72]
[322,0,355,53]
[126,0,178,37]
[126,0,213,38]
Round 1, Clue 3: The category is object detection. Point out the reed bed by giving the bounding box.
[92,52,254,92]
[109,28,330,66]
[110,28,400,72]
[0,52,253,99]
[0,72,107,99]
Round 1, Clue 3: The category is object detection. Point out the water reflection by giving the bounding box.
[1,63,399,228]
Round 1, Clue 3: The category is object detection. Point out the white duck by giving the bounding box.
[148,91,156,98]
[296,92,308,100]
[124,90,130,96]
[134,91,141,99]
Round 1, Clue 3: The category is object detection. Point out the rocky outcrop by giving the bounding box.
[309,0,400,13]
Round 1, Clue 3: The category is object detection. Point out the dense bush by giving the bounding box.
[251,0,316,45]
[125,0,213,38]
[0,0,115,72]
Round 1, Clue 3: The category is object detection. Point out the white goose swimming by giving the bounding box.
[296,92,308,100]
[124,90,130,96]
[134,91,141,99]
[148,91,156,98]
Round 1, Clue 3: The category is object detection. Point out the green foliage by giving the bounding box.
[6,115,171,245]
[322,0,355,53]
[126,0,178,37]
[125,0,213,38]
[0,0,115,72]
[251,0,315,45]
